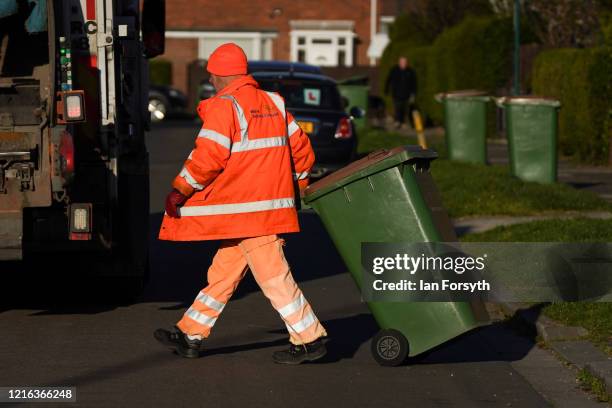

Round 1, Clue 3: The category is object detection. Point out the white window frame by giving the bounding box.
[289,28,356,67]
[165,30,278,60]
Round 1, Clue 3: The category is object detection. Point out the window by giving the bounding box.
[290,21,355,67]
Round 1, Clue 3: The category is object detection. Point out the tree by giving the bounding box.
[393,0,493,43]
[526,0,602,48]
[488,0,517,16]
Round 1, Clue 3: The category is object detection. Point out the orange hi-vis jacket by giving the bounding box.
[159,75,315,241]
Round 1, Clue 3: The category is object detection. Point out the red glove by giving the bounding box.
[165,189,188,218]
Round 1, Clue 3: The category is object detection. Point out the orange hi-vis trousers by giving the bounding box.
[177,235,327,345]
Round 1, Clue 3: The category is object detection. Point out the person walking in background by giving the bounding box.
[384,56,417,129]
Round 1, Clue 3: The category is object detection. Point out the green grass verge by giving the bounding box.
[357,127,412,155]
[431,161,612,218]
[357,127,612,218]
[547,303,612,356]
[357,127,446,156]
[461,218,612,242]
[461,218,612,356]
[577,368,610,403]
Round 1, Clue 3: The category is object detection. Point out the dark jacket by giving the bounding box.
[385,66,417,100]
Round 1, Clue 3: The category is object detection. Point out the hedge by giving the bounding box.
[149,58,172,86]
[601,12,612,46]
[380,16,514,125]
[532,47,612,164]
[387,13,434,44]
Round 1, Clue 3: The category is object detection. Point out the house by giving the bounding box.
[164,0,406,92]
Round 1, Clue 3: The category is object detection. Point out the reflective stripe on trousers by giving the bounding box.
[176,235,327,345]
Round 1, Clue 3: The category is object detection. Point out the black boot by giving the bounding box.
[154,327,203,359]
[272,338,327,365]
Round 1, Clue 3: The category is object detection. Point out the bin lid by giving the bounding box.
[337,75,369,86]
[435,90,490,102]
[303,145,438,203]
[498,95,561,107]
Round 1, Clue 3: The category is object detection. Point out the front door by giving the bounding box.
[306,39,337,66]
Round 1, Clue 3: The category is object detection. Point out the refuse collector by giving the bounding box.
[154,43,328,364]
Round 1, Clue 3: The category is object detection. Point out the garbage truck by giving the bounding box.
[0,0,165,292]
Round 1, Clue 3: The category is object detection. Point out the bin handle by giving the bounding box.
[434,93,445,103]
[366,149,390,160]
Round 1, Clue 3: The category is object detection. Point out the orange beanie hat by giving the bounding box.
[206,43,248,76]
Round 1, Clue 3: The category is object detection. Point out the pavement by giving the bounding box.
[0,120,607,407]
[394,123,612,397]
[497,303,612,401]
[479,138,612,398]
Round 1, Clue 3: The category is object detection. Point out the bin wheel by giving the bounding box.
[371,329,409,366]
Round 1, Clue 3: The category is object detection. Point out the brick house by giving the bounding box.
[164,0,406,93]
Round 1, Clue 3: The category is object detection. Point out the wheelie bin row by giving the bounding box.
[435,91,561,184]
[301,92,560,366]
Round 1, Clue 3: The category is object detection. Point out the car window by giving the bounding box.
[256,79,342,111]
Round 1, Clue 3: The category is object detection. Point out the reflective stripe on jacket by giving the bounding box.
[159,75,315,241]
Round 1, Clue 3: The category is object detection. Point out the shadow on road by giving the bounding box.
[0,200,541,367]
[31,311,542,393]
[37,313,377,389]
[0,210,345,314]
[266,313,380,363]
[144,210,347,308]
[203,313,378,363]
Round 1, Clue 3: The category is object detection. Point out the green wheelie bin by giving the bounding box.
[338,83,369,130]
[496,96,561,184]
[435,90,491,164]
[303,146,489,366]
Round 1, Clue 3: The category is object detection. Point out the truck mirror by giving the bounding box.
[142,0,165,59]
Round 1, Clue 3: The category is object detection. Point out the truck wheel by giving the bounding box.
[371,329,409,366]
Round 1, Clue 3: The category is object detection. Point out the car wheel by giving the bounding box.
[148,96,168,123]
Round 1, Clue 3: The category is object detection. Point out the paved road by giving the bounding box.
[0,121,598,407]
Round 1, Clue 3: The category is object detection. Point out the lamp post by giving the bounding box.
[513,0,521,95]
